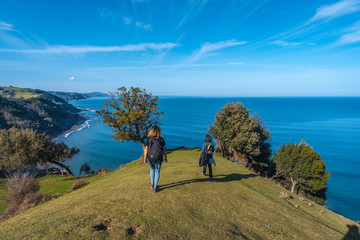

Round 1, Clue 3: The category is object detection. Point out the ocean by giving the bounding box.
[57,97,360,222]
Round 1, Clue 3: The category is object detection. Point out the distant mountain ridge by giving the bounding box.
[0,86,84,137]
[49,91,108,102]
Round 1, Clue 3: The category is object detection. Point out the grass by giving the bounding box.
[0,86,39,99]
[0,174,104,215]
[0,149,358,239]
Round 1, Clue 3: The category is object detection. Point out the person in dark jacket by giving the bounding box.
[144,126,167,192]
[200,135,216,178]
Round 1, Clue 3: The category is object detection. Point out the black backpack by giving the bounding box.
[147,137,163,163]
[205,143,214,160]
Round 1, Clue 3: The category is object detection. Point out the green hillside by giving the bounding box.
[0,149,358,239]
[0,86,84,137]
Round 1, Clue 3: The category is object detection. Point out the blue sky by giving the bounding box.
[0,0,360,96]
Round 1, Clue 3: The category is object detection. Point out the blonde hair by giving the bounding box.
[148,125,161,138]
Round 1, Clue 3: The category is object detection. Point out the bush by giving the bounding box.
[208,102,271,176]
[80,164,91,176]
[4,172,40,205]
[97,168,110,175]
[72,180,90,190]
[273,141,330,204]
[1,173,51,222]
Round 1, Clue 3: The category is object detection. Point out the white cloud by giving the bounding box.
[0,21,15,31]
[337,21,360,45]
[310,0,360,23]
[270,40,302,47]
[135,21,152,31]
[0,42,179,54]
[188,39,248,63]
[69,76,77,81]
[123,16,152,31]
[91,63,216,70]
[123,17,133,25]
[227,62,244,65]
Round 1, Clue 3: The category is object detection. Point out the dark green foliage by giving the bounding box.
[208,102,271,175]
[96,87,163,149]
[80,164,91,176]
[0,128,79,175]
[273,142,330,204]
[0,87,84,137]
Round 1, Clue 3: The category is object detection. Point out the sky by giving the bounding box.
[0,0,360,96]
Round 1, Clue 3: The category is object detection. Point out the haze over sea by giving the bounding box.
[58,97,360,222]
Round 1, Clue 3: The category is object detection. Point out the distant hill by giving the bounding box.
[49,91,108,102]
[0,86,84,137]
[0,148,358,239]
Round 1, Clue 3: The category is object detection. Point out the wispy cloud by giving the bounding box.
[188,40,247,63]
[123,16,152,31]
[0,42,179,54]
[177,0,208,29]
[100,9,152,31]
[309,0,360,23]
[270,40,302,47]
[337,21,360,45]
[69,76,77,81]
[0,21,15,31]
[91,63,215,70]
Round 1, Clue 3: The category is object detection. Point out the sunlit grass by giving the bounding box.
[0,149,358,239]
[0,87,39,99]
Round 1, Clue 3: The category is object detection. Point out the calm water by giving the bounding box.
[57,97,360,222]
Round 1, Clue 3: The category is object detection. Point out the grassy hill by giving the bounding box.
[0,148,358,239]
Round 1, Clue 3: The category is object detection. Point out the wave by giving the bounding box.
[65,120,91,138]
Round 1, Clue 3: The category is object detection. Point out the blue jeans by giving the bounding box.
[149,161,162,187]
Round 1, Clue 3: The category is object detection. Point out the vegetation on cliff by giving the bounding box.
[49,91,108,102]
[0,86,84,137]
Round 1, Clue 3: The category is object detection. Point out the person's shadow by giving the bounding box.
[342,224,360,240]
[159,173,257,191]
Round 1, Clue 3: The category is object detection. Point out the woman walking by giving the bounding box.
[200,135,216,178]
[144,126,167,192]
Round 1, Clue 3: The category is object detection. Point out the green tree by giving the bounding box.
[96,87,163,152]
[0,128,79,175]
[273,141,330,204]
[208,102,272,175]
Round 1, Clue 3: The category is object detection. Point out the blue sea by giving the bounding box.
[57,97,360,222]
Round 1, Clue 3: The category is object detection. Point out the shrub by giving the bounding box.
[1,173,51,221]
[208,102,271,176]
[97,168,110,175]
[4,172,40,205]
[80,164,91,176]
[273,141,330,204]
[72,180,90,190]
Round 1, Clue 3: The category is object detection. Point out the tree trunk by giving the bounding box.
[49,160,74,176]
[290,177,297,193]
[141,143,146,159]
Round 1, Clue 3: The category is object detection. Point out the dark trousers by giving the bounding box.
[202,163,213,178]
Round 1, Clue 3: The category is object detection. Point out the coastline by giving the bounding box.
[53,109,92,140]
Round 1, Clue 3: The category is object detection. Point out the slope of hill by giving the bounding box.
[49,91,108,102]
[0,148,358,239]
[0,87,84,137]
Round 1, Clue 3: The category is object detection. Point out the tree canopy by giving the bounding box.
[0,128,79,175]
[273,141,330,204]
[96,87,163,150]
[208,102,271,175]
